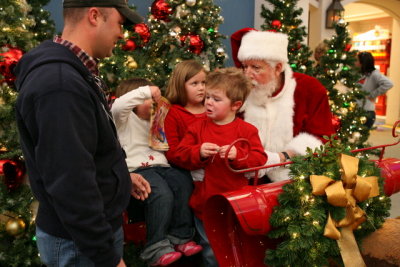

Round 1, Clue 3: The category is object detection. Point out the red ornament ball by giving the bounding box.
[122,40,136,51]
[0,159,25,191]
[151,0,173,21]
[344,44,352,52]
[0,46,23,86]
[180,34,204,55]
[271,20,282,29]
[134,23,150,44]
[331,115,341,132]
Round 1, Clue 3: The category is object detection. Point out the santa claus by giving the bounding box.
[231,28,335,181]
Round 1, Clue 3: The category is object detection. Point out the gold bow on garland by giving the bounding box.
[310,154,379,267]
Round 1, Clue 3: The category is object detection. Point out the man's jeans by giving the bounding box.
[36,226,124,267]
[132,166,194,264]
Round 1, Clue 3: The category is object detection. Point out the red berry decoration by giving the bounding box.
[122,40,136,51]
[180,34,204,55]
[0,46,23,86]
[151,0,173,21]
[331,115,341,132]
[0,159,25,191]
[134,23,151,44]
[271,20,282,29]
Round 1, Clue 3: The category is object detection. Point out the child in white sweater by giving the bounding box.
[111,78,202,266]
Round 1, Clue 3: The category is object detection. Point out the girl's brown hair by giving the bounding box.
[165,60,205,106]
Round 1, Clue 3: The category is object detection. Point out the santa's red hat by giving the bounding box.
[230,28,289,67]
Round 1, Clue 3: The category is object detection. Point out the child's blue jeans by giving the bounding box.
[132,166,194,264]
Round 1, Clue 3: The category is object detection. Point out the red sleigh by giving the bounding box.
[123,121,400,267]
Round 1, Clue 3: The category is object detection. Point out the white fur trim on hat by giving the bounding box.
[238,31,289,63]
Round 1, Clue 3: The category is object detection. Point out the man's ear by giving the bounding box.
[232,100,243,111]
[88,7,101,26]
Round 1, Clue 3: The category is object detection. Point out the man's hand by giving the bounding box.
[117,259,126,267]
[200,142,220,158]
[150,86,161,102]
[130,173,151,201]
[218,145,237,160]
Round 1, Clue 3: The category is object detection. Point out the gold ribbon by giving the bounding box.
[310,154,379,267]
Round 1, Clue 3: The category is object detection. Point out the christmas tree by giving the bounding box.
[0,0,55,265]
[100,0,226,92]
[260,0,314,75]
[313,20,371,150]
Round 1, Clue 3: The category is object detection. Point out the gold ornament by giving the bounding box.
[339,107,348,115]
[186,0,196,7]
[5,218,26,236]
[360,116,367,124]
[349,102,356,111]
[128,61,138,69]
[124,56,138,70]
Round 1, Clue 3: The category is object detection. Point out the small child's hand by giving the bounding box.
[219,145,237,160]
[200,142,220,158]
[150,86,161,102]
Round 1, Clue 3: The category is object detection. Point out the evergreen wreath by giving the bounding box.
[265,136,391,267]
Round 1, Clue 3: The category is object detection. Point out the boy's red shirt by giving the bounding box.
[174,117,268,220]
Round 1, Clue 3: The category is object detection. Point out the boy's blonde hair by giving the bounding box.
[115,77,154,98]
[206,67,251,104]
[165,60,205,106]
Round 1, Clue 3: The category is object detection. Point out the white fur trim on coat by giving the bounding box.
[285,132,323,156]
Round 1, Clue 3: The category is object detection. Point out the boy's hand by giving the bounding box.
[130,173,151,201]
[150,86,161,102]
[200,142,220,158]
[219,145,237,160]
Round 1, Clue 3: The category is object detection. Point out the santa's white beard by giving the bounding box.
[248,79,278,106]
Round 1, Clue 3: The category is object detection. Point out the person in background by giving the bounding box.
[313,41,328,67]
[111,78,202,267]
[230,28,335,182]
[14,1,146,266]
[356,51,393,129]
[173,68,268,266]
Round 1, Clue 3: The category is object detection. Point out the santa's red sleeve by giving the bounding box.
[286,73,335,155]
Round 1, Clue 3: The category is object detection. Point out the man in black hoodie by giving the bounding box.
[14,1,150,266]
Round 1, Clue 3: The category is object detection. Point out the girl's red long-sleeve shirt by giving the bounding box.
[164,104,207,166]
[174,117,268,219]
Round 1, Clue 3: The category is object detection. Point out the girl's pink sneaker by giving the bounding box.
[150,251,182,266]
[175,241,203,256]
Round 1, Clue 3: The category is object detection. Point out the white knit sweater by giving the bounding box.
[111,86,170,172]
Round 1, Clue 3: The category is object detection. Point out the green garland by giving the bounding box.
[265,136,391,267]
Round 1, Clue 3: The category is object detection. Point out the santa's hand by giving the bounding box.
[200,142,220,158]
[130,173,151,201]
[219,145,237,160]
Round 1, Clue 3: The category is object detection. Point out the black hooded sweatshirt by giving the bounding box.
[14,40,131,267]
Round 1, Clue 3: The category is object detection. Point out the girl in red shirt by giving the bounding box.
[164,60,207,169]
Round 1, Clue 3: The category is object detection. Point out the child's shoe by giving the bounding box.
[174,241,203,256]
[150,251,182,266]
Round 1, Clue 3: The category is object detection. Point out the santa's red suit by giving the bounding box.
[231,28,335,181]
